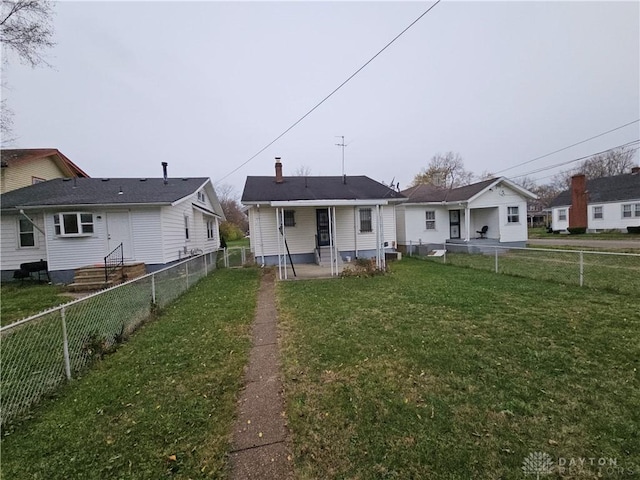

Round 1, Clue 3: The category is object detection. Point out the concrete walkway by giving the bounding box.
[229,271,293,480]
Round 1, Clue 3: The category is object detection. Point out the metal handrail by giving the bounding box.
[104,243,124,283]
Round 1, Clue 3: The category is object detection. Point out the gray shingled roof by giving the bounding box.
[401,178,497,203]
[241,176,405,203]
[550,173,640,207]
[1,177,210,210]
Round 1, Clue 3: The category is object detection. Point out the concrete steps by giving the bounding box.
[67,263,146,292]
[316,247,344,268]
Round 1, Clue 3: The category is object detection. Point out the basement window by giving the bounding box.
[54,213,94,236]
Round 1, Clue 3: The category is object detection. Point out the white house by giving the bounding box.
[550,168,640,232]
[1,175,225,283]
[241,159,406,278]
[396,177,537,252]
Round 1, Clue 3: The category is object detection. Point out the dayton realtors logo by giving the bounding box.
[522,452,554,479]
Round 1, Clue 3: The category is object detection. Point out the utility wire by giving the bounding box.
[495,119,640,175]
[510,139,640,179]
[215,0,442,185]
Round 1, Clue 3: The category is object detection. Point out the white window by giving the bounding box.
[592,206,603,219]
[622,203,640,218]
[558,209,567,221]
[184,215,190,241]
[18,218,36,247]
[507,206,519,224]
[206,220,216,240]
[197,191,205,203]
[54,213,94,236]
[359,208,372,233]
[283,210,296,227]
[425,210,436,230]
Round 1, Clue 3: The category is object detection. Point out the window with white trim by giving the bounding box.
[54,213,94,236]
[622,203,640,218]
[207,220,216,240]
[283,210,296,227]
[359,208,372,233]
[18,218,36,247]
[197,191,205,203]
[184,215,190,240]
[592,206,603,219]
[507,206,519,224]
[425,210,436,230]
[558,209,567,221]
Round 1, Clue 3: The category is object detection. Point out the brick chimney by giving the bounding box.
[632,166,640,175]
[569,174,587,229]
[275,157,283,184]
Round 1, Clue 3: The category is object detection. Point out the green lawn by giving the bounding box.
[528,226,640,240]
[279,258,640,479]
[1,268,260,479]
[1,282,69,327]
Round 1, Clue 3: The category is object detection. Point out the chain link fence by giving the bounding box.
[414,244,640,295]
[0,251,218,426]
[216,246,254,269]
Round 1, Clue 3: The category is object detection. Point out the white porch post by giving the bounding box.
[375,205,381,269]
[280,208,288,280]
[464,204,471,242]
[333,206,339,275]
[328,207,335,276]
[275,208,282,280]
[380,205,386,270]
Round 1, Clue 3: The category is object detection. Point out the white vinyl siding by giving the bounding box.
[0,213,47,270]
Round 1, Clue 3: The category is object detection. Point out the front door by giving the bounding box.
[316,209,330,246]
[106,210,133,260]
[449,210,461,239]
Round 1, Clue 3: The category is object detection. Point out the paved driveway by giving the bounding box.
[528,238,640,250]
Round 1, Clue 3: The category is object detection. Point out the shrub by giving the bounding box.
[219,221,244,241]
[567,227,587,235]
[340,258,387,278]
[627,226,640,234]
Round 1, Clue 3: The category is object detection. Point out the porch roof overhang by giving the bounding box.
[261,199,402,207]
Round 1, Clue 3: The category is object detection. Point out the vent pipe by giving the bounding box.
[162,162,168,185]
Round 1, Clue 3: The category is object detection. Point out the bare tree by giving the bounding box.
[411,152,474,188]
[216,183,248,240]
[1,0,55,142]
[552,146,638,188]
[292,165,312,176]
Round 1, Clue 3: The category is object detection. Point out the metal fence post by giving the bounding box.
[495,247,499,273]
[224,247,229,268]
[241,247,246,265]
[579,251,584,287]
[151,273,156,304]
[409,240,412,257]
[443,243,447,264]
[186,260,190,289]
[61,307,72,381]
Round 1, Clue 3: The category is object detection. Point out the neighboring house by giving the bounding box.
[1,176,225,283]
[241,158,406,278]
[550,168,640,232]
[1,148,89,194]
[396,177,537,251]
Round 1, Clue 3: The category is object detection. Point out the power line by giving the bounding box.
[495,119,640,175]
[215,0,442,185]
[510,139,640,180]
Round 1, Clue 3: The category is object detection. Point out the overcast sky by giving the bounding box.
[2,1,639,198]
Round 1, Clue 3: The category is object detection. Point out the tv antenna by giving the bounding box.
[335,136,351,176]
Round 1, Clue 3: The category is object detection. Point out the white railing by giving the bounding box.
[416,243,640,295]
[0,252,218,426]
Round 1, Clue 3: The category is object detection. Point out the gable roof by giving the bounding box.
[550,172,640,207]
[0,149,90,178]
[401,177,536,204]
[242,175,405,204]
[1,177,218,212]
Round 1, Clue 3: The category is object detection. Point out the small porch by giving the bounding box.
[447,206,500,243]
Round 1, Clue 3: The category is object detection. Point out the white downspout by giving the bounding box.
[328,207,334,276]
[380,205,386,270]
[275,208,282,280]
[333,206,339,275]
[257,205,265,266]
[353,206,358,259]
[280,208,288,280]
[464,204,471,242]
